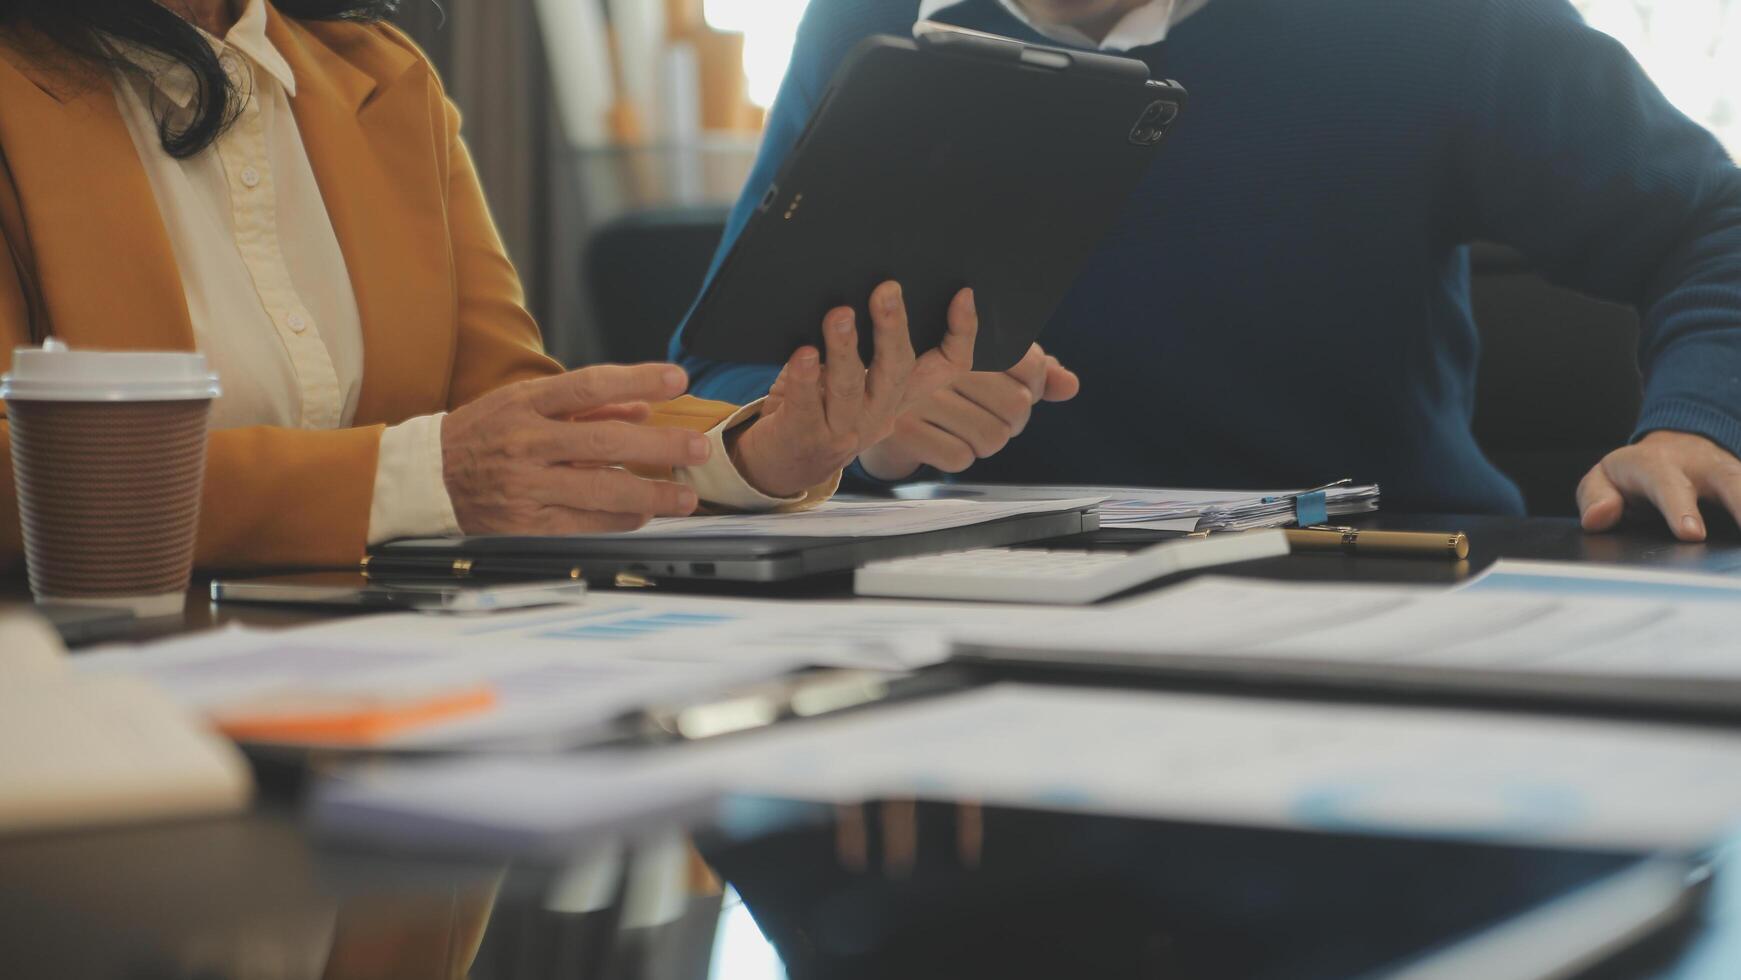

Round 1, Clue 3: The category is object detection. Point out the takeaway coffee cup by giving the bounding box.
[2,340,221,617]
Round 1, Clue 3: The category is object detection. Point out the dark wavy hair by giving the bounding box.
[0,1,399,158]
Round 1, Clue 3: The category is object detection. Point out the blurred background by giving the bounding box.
[389,0,1739,369]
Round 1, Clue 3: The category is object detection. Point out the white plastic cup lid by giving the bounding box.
[1,339,221,402]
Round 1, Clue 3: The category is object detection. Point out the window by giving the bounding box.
[702,0,1738,150]
[1573,0,1740,154]
[704,0,813,108]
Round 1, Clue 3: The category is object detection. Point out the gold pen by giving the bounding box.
[1284,526,1470,561]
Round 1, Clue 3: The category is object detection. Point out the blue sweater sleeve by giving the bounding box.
[667,12,825,404]
[670,1,916,405]
[1454,0,1741,457]
[664,87,804,403]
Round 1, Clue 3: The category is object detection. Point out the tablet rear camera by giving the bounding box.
[1130,100,1180,146]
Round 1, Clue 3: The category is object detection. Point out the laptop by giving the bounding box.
[367,499,1100,584]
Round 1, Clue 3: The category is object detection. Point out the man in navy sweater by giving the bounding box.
[672,0,1741,540]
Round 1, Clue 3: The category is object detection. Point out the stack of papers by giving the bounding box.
[315,756,721,858]
[956,569,1741,713]
[894,483,1379,532]
[1197,484,1381,532]
[77,624,797,752]
[311,684,1741,854]
[76,590,1165,751]
[438,497,1108,541]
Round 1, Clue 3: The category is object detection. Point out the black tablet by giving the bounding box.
[681,22,1188,372]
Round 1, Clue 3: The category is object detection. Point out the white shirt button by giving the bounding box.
[286,313,307,333]
[240,167,261,188]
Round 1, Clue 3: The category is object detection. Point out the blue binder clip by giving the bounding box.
[1264,479,1351,528]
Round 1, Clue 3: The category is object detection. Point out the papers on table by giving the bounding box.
[76,591,1149,750]
[77,623,795,751]
[1196,484,1381,532]
[81,554,1741,754]
[284,591,1092,670]
[958,575,1741,713]
[625,496,1101,537]
[1465,559,1741,602]
[314,756,721,858]
[429,497,1104,542]
[313,684,1741,853]
[894,483,1379,531]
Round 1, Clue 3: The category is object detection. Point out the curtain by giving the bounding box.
[393,0,555,330]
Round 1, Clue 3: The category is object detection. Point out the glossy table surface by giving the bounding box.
[5,513,1741,979]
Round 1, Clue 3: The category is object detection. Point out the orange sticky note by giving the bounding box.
[214,688,497,747]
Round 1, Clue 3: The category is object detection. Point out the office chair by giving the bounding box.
[1468,244,1644,517]
[585,206,733,366]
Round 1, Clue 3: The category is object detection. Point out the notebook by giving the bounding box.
[0,615,252,835]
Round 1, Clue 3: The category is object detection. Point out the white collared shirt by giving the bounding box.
[917,0,1210,51]
[111,0,460,545]
[110,0,799,545]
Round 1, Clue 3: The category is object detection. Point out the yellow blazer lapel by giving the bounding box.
[0,49,193,352]
[266,12,455,427]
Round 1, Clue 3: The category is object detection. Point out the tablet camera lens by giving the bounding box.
[1131,101,1179,146]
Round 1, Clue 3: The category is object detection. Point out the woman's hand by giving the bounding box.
[730,283,979,498]
[859,343,1080,481]
[441,364,711,534]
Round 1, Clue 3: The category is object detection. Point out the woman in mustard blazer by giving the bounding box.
[0,0,981,570]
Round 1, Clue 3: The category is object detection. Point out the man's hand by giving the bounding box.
[859,343,1081,481]
[730,283,979,497]
[1578,430,1741,541]
[442,364,709,535]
